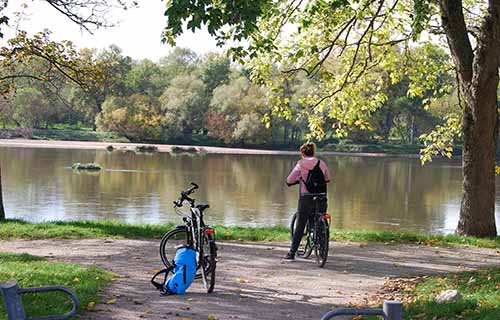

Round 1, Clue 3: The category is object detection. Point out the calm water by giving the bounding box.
[1,147,500,234]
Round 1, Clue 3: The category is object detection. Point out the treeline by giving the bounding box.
[0,45,454,147]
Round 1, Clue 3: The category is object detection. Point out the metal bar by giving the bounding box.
[1,281,80,320]
[383,301,403,320]
[320,301,403,320]
[0,281,27,320]
[321,308,384,320]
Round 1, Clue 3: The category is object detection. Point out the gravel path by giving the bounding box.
[1,239,499,319]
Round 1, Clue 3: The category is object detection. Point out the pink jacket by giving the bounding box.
[286,157,330,194]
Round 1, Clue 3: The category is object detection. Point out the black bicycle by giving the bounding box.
[159,182,217,293]
[290,195,330,267]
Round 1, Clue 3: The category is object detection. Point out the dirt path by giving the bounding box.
[1,239,499,319]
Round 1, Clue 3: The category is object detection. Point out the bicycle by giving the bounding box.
[159,182,217,293]
[289,195,330,267]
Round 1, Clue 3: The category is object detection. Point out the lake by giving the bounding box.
[1,146,499,234]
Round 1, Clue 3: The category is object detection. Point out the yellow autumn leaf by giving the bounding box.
[86,301,95,311]
[236,277,248,284]
[106,298,117,304]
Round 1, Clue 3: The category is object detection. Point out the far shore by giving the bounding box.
[0,138,421,158]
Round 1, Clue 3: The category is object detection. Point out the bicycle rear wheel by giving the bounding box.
[159,227,189,268]
[315,218,329,268]
[290,212,313,258]
[200,233,217,293]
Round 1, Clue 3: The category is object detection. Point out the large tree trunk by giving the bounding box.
[458,84,499,236]
[0,164,5,222]
[440,0,500,237]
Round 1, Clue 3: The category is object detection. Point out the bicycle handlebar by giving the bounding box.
[174,182,199,207]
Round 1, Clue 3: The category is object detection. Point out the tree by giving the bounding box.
[1,1,137,100]
[159,47,199,82]
[10,87,52,128]
[159,73,207,138]
[162,0,500,237]
[96,94,165,141]
[209,75,269,144]
[125,59,165,97]
[199,53,231,94]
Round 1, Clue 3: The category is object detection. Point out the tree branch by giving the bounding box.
[439,0,474,83]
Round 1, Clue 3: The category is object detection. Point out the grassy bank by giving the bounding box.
[32,128,130,143]
[400,267,500,319]
[0,252,112,319]
[1,219,499,248]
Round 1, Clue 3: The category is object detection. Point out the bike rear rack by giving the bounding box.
[1,281,80,320]
[321,300,403,320]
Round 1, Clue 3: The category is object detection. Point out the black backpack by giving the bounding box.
[303,160,327,193]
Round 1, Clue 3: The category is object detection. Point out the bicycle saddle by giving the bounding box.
[196,203,210,212]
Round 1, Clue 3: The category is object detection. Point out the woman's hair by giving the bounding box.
[300,143,315,157]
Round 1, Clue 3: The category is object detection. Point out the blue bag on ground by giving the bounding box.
[164,246,196,294]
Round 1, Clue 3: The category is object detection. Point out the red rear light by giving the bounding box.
[205,229,215,235]
[323,215,331,219]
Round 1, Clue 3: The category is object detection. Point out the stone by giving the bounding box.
[436,289,462,304]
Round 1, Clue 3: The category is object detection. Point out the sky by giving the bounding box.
[1,0,221,61]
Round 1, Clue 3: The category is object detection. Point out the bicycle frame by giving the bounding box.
[181,207,206,263]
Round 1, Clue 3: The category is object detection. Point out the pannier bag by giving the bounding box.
[151,246,197,295]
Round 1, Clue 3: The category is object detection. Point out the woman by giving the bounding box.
[284,142,330,261]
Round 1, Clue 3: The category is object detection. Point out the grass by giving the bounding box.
[0,252,113,320]
[1,219,499,248]
[31,128,130,143]
[402,267,500,319]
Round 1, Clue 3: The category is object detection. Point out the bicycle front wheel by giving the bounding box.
[315,218,329,268]
[290,212,313,258]
[159,227,189,268]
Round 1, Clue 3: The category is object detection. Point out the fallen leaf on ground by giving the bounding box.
[86,301,95,311]
[236,277,248,284]
[106,298,117,304]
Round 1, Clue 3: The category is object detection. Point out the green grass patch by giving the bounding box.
[0,219,175,239]
[329,229,500,248]
[403,267,500,319]
[31,129,130,143]
[1,219,499,248]
[0,252,112,320]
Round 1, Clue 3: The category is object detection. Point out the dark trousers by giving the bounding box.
[290,195,327,254]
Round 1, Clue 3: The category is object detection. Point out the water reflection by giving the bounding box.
[1,146,499,234]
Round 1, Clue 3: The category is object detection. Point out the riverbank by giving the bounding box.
[0,138,424,158]
[1,219,499,248]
